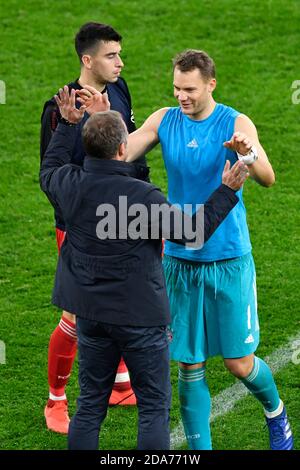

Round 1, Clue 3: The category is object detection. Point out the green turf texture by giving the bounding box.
[0,0,299,450]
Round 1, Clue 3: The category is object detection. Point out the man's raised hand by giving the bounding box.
[76,85,110,115]
[223,131,253,156]
[54,86,86,124]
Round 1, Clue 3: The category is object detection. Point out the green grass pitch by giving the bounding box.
[0,0,299,450]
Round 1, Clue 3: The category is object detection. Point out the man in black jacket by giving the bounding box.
[40,86,248,450]
[41,23,145,434]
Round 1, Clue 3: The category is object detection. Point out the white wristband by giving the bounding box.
[237,146,258,165]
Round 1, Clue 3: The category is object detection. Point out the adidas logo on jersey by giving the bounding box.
[244,334,254,344]
[187,138,198,148]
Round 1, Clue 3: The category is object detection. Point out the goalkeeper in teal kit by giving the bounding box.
[78,49,294,450]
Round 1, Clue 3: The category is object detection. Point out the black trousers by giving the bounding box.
[68,318,171,450]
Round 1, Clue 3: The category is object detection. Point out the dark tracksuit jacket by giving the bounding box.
[39,123,238,327]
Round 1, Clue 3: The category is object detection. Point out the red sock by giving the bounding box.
[48,316,77,397]
[113,357,132,392]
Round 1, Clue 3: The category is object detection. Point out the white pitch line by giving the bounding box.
[170,331,300,449]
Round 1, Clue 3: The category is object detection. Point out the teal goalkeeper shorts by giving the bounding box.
[163,253,259,363]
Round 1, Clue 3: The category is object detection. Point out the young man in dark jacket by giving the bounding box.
[39,86,248,449]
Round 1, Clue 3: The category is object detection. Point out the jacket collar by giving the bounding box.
[83,156,138,177]
[74,79,108,95]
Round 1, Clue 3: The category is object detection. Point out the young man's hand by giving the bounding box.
[222,160,249,191]
[76,85,110,115]
[54,86,87,124]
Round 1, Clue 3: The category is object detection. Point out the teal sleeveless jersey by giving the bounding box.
[158,104,252,262]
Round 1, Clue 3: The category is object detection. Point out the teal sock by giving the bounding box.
[178,366,212,450]
[241,356,280,412]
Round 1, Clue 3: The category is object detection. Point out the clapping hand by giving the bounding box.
[54,86,87,124]
[76,85,110,115]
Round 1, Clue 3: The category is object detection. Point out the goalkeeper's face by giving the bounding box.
[173,67,216,120]
[88,41,124,84]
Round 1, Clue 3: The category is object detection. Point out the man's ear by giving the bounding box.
[81,54,92,70]
[114,142,127,160]
[118,142,127,160]
[208,78,217,94]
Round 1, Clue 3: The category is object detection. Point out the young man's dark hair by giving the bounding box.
[82,111,127,159]
[75,22,122,64]
[173,49,216,81]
